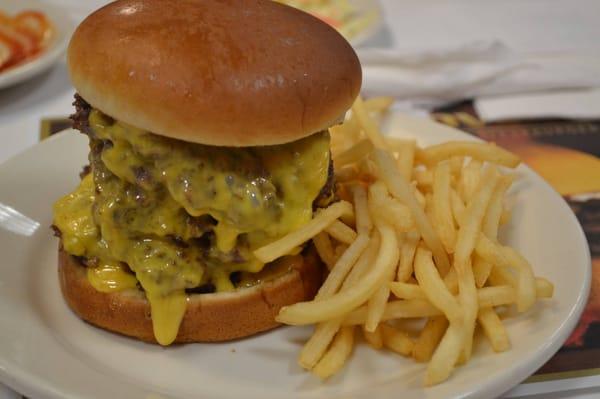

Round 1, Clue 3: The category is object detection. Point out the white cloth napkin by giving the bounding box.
[475,88,600,122]
[360,0,600,117]
[359,41,600,110]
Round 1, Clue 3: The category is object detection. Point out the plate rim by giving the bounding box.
[0,124,592,399]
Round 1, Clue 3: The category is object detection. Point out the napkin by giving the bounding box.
[359,41,600,110]
[474,88,600,122]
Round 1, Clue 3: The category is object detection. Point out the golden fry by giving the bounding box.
[381,324,414,356]
[299,319,343,370]
[277,223,398,325]
[414,247,462,324]
[352,96,387,148]
[389,281,426,300]
[432,161,457,253]
[364,96,395,112]
[312,232,336,270]
[276,95,551,386]
[313,326,355,379]
[453,166,499,361]
[458,159,482,204]
[333,138,373,168]
[473,255,492,288]
[374,149,450,274]
[255,201,353,263]
[425,322,463,386]
[395,139,416,181]
[325,220,358,245]
[478,308,510,352]
[397,230,419,282]
[418,141,520,168]
[315,234,370,300]
[475,235,536,312]
[413,316,449,363]
[363,324,383,349]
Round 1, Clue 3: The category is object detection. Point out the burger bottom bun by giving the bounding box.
[58,246,323,344]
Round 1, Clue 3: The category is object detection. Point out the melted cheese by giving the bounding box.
[53,109,330,345]
[87,262,138,293]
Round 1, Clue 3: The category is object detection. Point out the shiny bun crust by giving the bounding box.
[67,0,362,146]
[58,246,323,343]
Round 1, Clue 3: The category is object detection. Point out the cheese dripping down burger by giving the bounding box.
[52,0,361,345]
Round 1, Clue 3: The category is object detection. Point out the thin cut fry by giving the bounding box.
[450,188,466,227]
[312,232,336,270]
[381,324,414,356]
[342,233,381,288]
[418,141,520,168]
[299,319,343,370]
[313,326,355,379]
[536,277,555,298]
[300,235,377,368]
[254,201,353,263]
[315,234,370,300]
[325,220,358,244]
[414,169,433,189]
[277,223,398,325]
[363,325,383,349]
[473,255,493,288]
[374,149,450,274]
[352,185,372,235]
[277,96,552,386]
[483,175,514,238]
[458,159,482,204]
[384,198,415,232]
[389,282,426,300]
[366,263,396,331]
[432,161,456,253]
[352,96,387,148]
[397,230,419,282]
[425,322,463,386]
[475,235,536,312]
[488,264,517,287]
[395,139,416,181]
[453,166,499,362]
[414,247,462,324]
[413,317,449,362]
[333,138,373,168]
[334,244,348,260]
[365,96,395,112]
[343,299,442,325]
[478,308,510,352]
[345,282,552,326]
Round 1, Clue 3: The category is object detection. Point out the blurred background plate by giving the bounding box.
[346,0,382,47]
[0,0,75,90]
[276,0,382,48]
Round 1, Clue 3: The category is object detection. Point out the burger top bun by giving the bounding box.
[68,0,362,146]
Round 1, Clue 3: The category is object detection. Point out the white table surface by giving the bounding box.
[1,1,599,398]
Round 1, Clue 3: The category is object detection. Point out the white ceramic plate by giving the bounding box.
[0,0,75,90]
[0,114,590,399]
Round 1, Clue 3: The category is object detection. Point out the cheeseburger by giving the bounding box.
[52,0,361,345]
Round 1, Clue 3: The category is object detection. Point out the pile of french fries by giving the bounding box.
[253,96,554,386]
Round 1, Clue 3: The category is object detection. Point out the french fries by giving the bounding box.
[254,201,353,263]
[263,96,553,386]
[312,326,355,379]
[418,141,521,168]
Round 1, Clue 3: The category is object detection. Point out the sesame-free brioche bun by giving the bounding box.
[67,0,362,147]
[58,246,323,343]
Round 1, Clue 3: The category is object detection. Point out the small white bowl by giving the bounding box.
[0,0,76,90]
